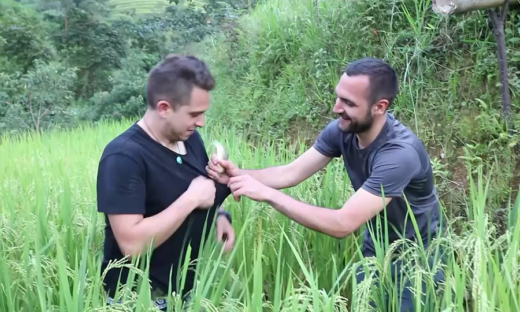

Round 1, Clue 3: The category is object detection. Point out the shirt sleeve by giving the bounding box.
[361,143,421,197]
[313,119,342,158]
[97,153,146,215]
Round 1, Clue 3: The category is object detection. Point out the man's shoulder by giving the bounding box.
[100,124,145,164]
[321,119,343,136]
[313,119,347,158]
[374,113,431,171]
[384,114,428,154]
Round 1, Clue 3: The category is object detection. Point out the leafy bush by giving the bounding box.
[0,60,77,135]
[84,52,150,122]
[0,0,56,73]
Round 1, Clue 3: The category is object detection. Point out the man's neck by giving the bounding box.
[138,112,180,150]
[356,114,387,149]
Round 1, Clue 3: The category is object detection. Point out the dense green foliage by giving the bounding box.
[0,0,246,132]
[2,0,519,212]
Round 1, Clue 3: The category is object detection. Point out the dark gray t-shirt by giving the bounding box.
[313,113,442,257]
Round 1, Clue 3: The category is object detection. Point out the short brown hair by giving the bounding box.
[146,54,215,109]
[345,57,399,108]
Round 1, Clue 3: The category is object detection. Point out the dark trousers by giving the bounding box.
[355,250,445,311]
[107,289,191,311]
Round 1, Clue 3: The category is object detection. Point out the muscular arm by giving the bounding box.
[266,187,392,238]
[97,154,200,258]
[107,193,198,258]
[230,143,421,238]
[237,147,332,189]
[237,120,341,189]
[209,121,341,189]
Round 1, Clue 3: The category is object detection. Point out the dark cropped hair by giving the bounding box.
[345,57,399,107]
[146,54,215,109]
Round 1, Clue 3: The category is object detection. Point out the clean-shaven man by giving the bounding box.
[97,54,234,310]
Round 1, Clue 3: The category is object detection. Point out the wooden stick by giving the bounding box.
[432,0,517,14]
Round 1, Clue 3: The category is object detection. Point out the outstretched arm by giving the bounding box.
[207,147,332,190]
[267,187,392,238]
[227,174,391,238]
[208,120,343,189]
[228,143,422,238]
[238,147,332,189]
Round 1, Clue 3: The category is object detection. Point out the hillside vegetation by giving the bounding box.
[2,0,520,310]
[3,0,517,211]
[198,0,520,218]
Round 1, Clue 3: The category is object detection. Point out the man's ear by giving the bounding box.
[156,100,173,116]
[373,99,389,115]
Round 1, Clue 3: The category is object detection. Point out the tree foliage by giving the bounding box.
[0,0,246,135]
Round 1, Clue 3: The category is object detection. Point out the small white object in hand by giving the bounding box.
[211,141,229,161]
[210,141,228,174]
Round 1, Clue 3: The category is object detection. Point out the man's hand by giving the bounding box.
[186,176,216,208]
[206,154,241,185]
[228,175,274,202]
[105,176,214,258]
[216,214,235,253]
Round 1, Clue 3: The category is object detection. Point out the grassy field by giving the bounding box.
[1,118,519,311]
[109,0,170,14]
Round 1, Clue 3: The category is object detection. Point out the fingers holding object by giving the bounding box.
[206,165,220,180]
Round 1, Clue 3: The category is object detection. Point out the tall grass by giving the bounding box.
[1,118,519,311]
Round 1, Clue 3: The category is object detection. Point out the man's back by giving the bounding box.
[313,113,442,256]
[97,123,230,297]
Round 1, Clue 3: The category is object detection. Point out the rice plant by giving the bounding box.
[0,119,519,311]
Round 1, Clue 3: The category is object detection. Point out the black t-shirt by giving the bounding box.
[96,123,231,297]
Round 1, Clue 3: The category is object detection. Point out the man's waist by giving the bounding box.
[362,227,441,255]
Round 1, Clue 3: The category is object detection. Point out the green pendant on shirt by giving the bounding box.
[176,156,182,164]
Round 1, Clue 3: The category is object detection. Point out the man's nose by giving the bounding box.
[195,115,205,127]
[332,100,343,114]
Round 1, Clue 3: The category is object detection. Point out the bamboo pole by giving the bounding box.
[432,0,517,14]
[432,0,514,125]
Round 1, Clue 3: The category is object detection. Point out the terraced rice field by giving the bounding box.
[109,0,170,14]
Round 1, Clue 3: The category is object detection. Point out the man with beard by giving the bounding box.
[206,57,444,311]
[97,54,234,311]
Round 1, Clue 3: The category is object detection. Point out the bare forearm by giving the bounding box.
[235,148,332,190]
[266,189,351,238]
[239,166,295,189]
[123,193,198,256]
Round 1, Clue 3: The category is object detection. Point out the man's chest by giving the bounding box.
[341,142,379,190]
[142,153,207,214]
[343,155,372,190]
[139,152,230,216]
